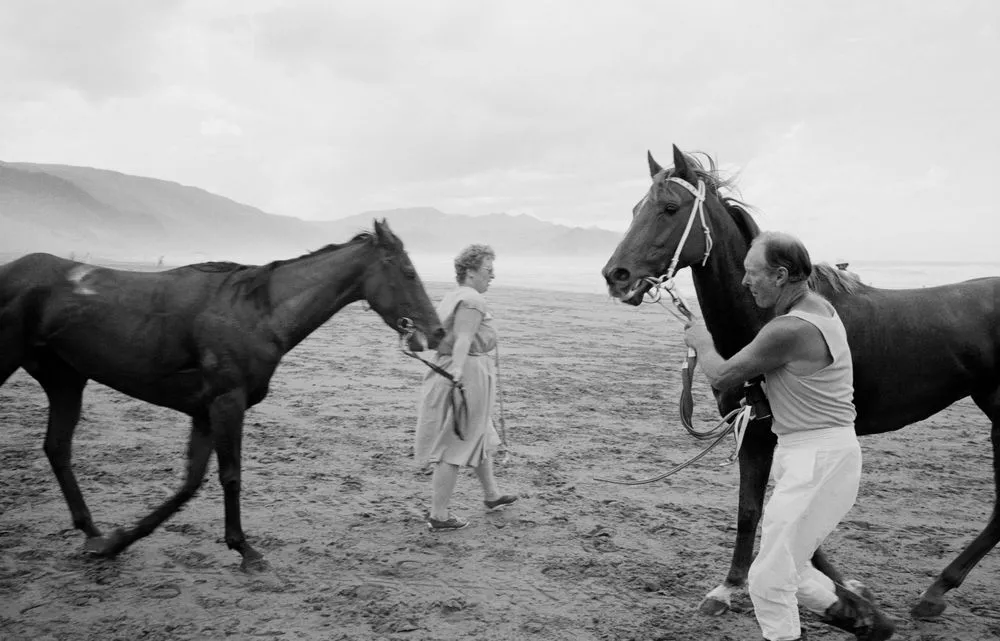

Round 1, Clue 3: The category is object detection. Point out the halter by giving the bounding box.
[596,179,761,485]
[624,176,714,307]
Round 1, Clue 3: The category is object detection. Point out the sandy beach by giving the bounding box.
[1,280,998,640]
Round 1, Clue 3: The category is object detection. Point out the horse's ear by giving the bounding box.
[373,218,398,246]
[648,150,664,178]
[672,144,695,182]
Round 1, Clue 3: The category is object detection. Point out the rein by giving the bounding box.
[594,282,755,485]
[397,318,467,440]
[596,179,761,485]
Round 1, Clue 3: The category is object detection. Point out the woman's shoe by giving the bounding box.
[484,494,519,510]
[426,515,469,531]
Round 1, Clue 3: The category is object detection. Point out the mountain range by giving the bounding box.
[0,162,622,266]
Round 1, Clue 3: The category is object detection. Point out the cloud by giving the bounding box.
[0,0,182,102]
[200,118,244,137]
[0,1,998,261]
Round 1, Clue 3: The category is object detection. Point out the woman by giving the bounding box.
[415,244,517,531]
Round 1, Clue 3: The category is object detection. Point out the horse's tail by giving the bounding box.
[0,254,54,386]
[0,294,28,387]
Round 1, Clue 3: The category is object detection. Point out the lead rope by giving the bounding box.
[397,318,468,441]
[493,344,510,465]
[594,279,756,485]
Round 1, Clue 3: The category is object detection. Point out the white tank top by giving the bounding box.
[764,309,856,436]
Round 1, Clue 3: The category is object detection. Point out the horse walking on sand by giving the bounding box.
[602,145,1000,619]
[0,220,443,572]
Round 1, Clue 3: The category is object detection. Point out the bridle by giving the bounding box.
[365,243,472,441]
[622,176,714,306]
[596,176,761,486]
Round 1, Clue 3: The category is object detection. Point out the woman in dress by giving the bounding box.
[415,244,517,531]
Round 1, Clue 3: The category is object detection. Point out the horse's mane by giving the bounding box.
[808,263,868,296]
[667,153,760,246]
[667,153,866,298]
[185,232,378,309]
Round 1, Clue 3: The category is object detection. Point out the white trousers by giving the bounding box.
[748,428,862,641]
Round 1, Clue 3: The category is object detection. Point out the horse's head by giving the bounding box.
[363,219,444,351]
[602,145,722,305]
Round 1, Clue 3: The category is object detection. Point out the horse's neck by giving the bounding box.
[268,244,371,351]
[691,242,767,358]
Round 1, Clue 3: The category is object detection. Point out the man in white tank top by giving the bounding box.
[684,232,894,641]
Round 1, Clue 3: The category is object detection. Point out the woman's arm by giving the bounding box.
[448,304,483,383]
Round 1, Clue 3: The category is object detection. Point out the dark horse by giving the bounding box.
[0,220,443,572]
[602,145,1000,619]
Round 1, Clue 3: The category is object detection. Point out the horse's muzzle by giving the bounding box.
[620,279,652,306]
[603,266,650,306]
[604,275,651,306]
[429,327,445,350]
[406,334,425,352]
[407,327,445,352]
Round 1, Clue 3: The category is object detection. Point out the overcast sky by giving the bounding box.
[2,1,998,262]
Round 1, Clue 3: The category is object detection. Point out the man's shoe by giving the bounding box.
[822,584,895,640]
[426,515,469,531]
[484,494,518,510]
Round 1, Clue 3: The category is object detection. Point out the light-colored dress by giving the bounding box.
[414,286,500,467]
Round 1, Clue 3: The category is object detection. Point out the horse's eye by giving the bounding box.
[663,203,679,214]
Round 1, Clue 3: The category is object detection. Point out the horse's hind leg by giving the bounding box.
[912,388,1000,619]
[31,357,102,539]
[86,415,214,558]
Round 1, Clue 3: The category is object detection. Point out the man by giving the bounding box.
[683,231,894,641]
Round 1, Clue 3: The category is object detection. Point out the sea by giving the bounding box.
[409,253,1000,298]
[7,251,996,301]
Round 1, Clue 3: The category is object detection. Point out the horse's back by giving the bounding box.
[0,251,76,288]
[835,277,1000,433]
[839,277,1000,342]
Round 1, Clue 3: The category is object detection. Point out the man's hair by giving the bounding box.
[751,231,812,283]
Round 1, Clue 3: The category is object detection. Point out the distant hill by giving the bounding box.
[0,162,621,265]
[0,162,319,263]
[314,207,623,257]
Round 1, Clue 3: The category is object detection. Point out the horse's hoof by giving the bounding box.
[844,579,876,603]
[82,528,128,557]
[240,556,271,574]
[698,596,730,616]
[911,596,947,620]
[82,537,105,555]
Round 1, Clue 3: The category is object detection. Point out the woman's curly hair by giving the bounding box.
[454,244,495,284]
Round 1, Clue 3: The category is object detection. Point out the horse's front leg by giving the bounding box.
[699,422,775,615]
[210,389,267,573]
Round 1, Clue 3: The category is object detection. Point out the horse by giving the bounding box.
[602,145,1000,619]
[0,219,444,572]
